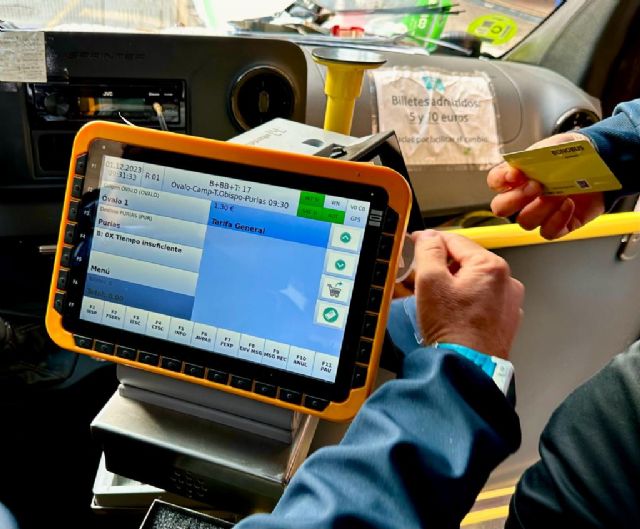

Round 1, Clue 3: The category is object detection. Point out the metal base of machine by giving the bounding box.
[91,367,318,515]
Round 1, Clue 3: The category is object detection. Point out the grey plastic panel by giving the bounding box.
[489,234,640,486]
[92,390,318,513]
[303,46,600,216]
[117,365,299,437]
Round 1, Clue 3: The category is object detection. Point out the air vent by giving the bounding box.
[552,108,600,134]
[230,66,296,131]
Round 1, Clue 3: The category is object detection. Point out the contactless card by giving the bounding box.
[502,140,621,195]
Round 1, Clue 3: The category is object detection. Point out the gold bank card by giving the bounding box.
[502,140,621,195]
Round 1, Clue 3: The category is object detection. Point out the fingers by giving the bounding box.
[490,180,543,217]
[533,131,589,148]
[572,192,606,224]
[413,230,450,280]
[437,231,488,264]
[489,131,590,218]
[516,195,566,231]
[413,231,501,274]
[539,198,575,240]
[487,162,529,192]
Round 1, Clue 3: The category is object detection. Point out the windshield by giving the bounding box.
[0,0,563,58]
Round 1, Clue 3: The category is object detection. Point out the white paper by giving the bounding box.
[372,68,501,167]
[0,31,47,83]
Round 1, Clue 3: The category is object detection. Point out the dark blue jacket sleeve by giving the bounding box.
[580,99,640,196]
[237,304,521,529]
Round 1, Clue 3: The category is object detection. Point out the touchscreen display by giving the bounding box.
[78,155,371,383]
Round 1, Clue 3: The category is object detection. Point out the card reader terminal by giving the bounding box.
[46,121,411,421]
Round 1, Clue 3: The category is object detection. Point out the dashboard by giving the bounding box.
[0,31,601,239]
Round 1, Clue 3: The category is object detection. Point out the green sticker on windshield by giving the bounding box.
[467,14,518,45]
[403,0,452,53]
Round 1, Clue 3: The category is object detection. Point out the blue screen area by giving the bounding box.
[80,155,371,383]
[85,273,194,319]
[192,228,343,356]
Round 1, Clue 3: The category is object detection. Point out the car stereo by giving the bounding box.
[27,80,186,127]
[46,121,411,421]
[26,79,187,177]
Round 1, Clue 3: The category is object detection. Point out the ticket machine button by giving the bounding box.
[367,288,383,312]
[94,341,115,355]
[304,396,329,411]
[325,250,358,278]
[161,357,182,372]
[230,375,252,391]
[382,208,399,234]
[279,388,302,405]
[56,270,69,291]
[64,224,76,245]
[356,340,372,363]
[254,382,277,398]
[60,246,72,267]
[377,235,393,260]
[138,351,159,366]
[362,314,378,338]
[75,153,88,176]
[372,261,388,286]
[116,346,137,360]
[73,335,93,349]
[352,365,368,388]
[53,292,66,314]
[184,363,205,378]
[68,201,80,221]
[207,369,228,384]
[71,177,84,199]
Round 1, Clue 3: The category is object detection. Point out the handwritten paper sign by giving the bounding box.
[0,31,47,83]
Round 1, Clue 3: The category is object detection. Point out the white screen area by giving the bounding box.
[79,155,371,383]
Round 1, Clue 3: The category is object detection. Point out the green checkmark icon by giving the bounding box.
[335,259,346,271]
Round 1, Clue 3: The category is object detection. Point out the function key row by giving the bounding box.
[72,334,331,412]
[358,207,400,369]
[55,155,87,312]
[344,211,398,383]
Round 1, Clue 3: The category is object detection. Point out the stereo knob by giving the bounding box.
[44,93,70,117]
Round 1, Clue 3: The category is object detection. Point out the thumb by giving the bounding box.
[413,230,450,280]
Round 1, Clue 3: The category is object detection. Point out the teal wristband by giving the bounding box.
[433,342,514,395]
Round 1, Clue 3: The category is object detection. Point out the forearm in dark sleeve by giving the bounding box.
[506,340,640,529]
[238,347,521,529]
[580,99,640,199]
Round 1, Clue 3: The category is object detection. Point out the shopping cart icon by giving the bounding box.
[327,282,343,298]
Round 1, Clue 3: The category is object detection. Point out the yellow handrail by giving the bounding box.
[448,212,640,250]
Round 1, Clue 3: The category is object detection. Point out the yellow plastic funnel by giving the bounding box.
[312,47,386,135]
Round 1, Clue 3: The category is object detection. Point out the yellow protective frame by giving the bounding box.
[45,121,412,422]
[450,211,640,249]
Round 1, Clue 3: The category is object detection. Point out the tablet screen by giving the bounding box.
[78,153,371,384]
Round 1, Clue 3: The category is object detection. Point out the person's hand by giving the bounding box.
[488,132,605,240]
[413,230,524,360]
